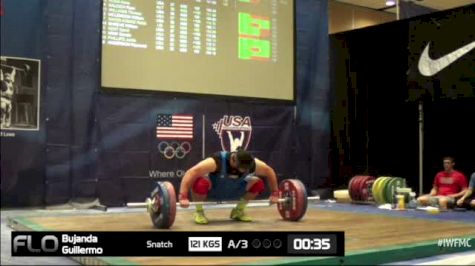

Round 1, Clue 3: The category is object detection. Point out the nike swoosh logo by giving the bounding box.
[418,40,475,77]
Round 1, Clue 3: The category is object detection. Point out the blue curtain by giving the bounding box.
[295,0,330,189]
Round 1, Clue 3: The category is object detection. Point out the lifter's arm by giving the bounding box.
[253,159,279,194]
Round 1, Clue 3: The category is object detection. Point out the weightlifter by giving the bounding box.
[178,147,280,224]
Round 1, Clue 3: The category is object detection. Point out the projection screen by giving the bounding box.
[101,0,294,100]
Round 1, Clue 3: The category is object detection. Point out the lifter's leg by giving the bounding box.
[191,177,211,224]
[231,177,265,222]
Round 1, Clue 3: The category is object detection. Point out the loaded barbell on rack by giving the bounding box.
[127,179,320,229]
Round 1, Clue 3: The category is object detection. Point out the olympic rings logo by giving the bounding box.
[158,141,192,159]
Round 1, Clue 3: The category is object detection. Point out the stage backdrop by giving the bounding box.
[330,4,475,193]
[0,0,330,207]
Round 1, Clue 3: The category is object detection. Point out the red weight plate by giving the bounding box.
[277,179,308,221]
[348,176,358,201]
[359,176,375,202]
[163,181,177,228]
[353,175,365,201]
[350,176,362,201]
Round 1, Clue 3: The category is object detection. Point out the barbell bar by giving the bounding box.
[127,196,320,208]
[127,195,321,208]
[1,64,31,73]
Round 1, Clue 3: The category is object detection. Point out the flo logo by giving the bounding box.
[212,115,252,151]
[12,234,59,254]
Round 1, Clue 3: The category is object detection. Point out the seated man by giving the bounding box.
[417,157,467,210]
[178,147,279,224]
[457,172,475,210]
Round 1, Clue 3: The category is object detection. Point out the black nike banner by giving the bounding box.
[407,4,475,101]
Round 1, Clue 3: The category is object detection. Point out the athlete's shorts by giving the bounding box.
[428,196,456,208]
[206,174,256,201]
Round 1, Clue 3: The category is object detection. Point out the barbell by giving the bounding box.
[127,179,320,229]
[127,196,307,208]
[1,64,31,74]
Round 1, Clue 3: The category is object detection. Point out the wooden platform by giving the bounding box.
[8,206,475,265]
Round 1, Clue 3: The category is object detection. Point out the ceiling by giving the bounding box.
[334,0,475,14]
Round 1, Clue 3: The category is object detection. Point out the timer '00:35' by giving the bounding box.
[293,238,331,250]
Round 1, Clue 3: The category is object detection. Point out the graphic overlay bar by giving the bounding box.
[12,231,344,257]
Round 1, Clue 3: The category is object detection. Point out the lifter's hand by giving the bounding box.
[179,193,190,208]
[269,191,280,205]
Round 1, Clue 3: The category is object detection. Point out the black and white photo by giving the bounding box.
[0,56,41,131]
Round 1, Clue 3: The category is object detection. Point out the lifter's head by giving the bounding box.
[4,72,13,82]
[231,147,255,172]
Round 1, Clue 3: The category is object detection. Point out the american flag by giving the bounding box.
[156,114,193,139]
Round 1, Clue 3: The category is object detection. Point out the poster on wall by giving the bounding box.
[0,56,41,132]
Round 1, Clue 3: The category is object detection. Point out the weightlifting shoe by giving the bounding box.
[230,208,253,222]
[193,210,209,224]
